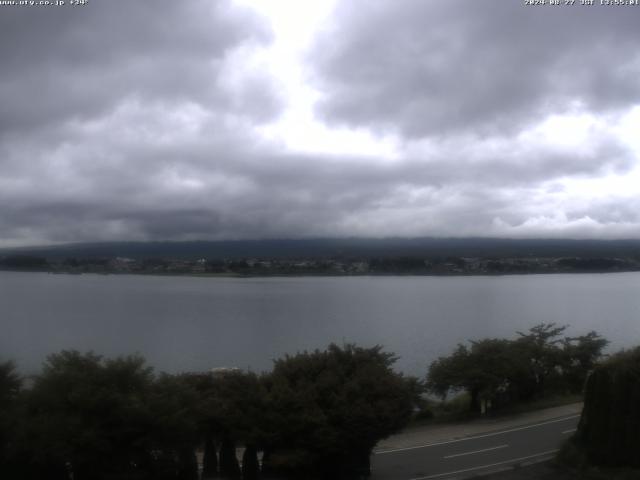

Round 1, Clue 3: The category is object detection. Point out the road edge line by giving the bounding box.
[409,449,559,480]
[375,415,579,454]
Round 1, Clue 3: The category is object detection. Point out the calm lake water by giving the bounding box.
[1,271,639,376]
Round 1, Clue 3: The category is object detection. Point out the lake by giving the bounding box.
[1,271,639,376]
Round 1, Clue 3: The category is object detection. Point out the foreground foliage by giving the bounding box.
[0,344,417,480]
[426,323,608,413]
[261,344,417,478]
[574,346,640,468]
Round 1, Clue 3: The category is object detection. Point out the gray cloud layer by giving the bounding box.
[312,0,640,136]
[1,0,639,246]
[0,0,278,134]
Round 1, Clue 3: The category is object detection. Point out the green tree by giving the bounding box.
[210,371,264,479]
[182,370,266,479]
[0,361,22,478]
[561,331,609,393]
[147,374,201,480]
[0,360,20,405]
[513,323,568,398]
[261,344,417,479]
[21,351,156,480]
[201,434,218,479]
[427,339,524,412]
[241,444,260,480]
[426,324,606,412]
[575,347,640,468]
[426,344,471,400]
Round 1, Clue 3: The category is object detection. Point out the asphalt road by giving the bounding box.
[371,414,579,480]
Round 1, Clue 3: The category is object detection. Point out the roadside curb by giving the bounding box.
[374,403,583,453]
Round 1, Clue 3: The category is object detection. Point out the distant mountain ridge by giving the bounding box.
[2,238,640,260]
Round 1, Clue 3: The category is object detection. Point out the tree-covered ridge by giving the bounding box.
[426,324,608,413]
[2,253,640,276]
[0,344,417,480]
[4,238,640,261]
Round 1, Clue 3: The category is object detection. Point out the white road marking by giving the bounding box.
[443,444,508,459]
[375,415,579,455]
[409,449,559,480]
[562,428,577,434]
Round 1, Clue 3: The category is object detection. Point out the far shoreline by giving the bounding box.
[2,268,640,279]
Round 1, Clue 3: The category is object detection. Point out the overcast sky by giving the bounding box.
[1,0,639,247]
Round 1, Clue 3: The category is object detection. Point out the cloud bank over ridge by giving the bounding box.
[1,0,639,246]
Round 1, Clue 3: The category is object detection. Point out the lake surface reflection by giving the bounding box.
[2,271,639,375]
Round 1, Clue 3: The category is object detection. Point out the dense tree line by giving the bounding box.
[0,255,49,270]
[0,344,417,480]
[573,346,640,468]
[426,324,608,413]
[0,325,614,479]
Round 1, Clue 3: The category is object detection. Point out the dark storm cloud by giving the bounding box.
[0,0,287,245]
[0,0,279,135]
[311,0,640,137]
[1,0,639,246]
[1,115,632,245]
